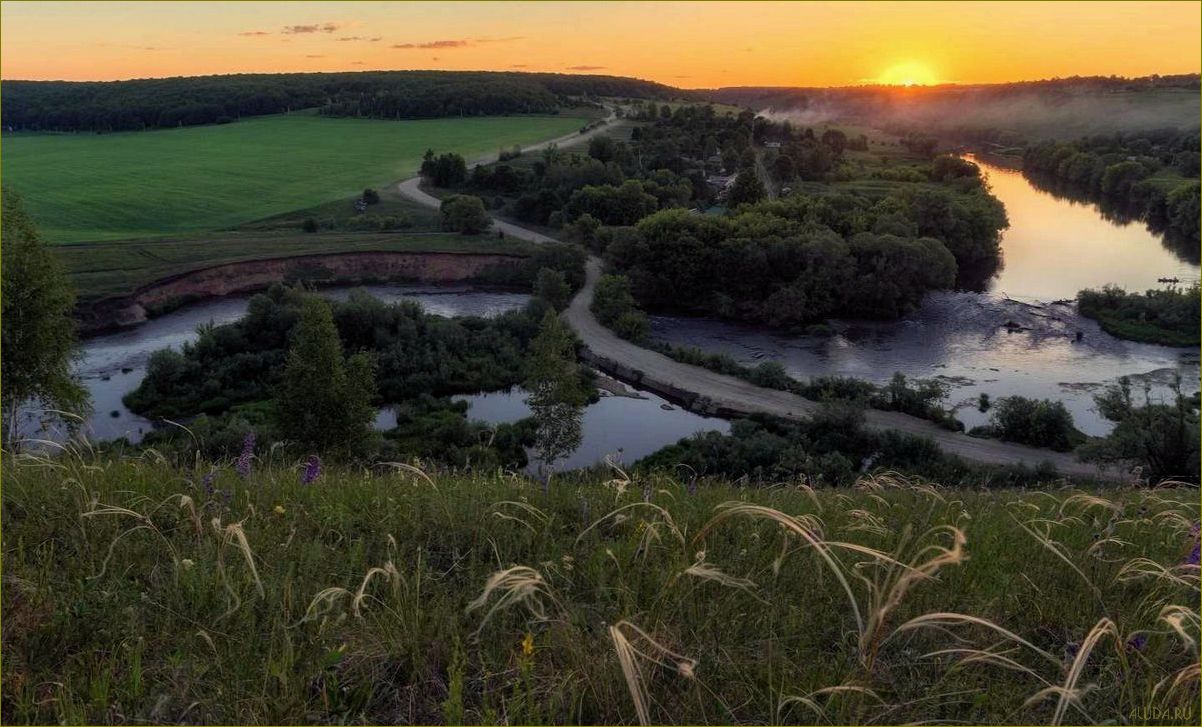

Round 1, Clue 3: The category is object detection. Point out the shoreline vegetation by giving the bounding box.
[1077,284,1201,347]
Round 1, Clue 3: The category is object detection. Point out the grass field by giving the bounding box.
[1,449,1198,725]
[1,112,585,244]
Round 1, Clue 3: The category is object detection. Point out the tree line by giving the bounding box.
[2,71,680,133]
[1022,128,1201,248]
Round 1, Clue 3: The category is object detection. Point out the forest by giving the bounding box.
[1,70,679,132]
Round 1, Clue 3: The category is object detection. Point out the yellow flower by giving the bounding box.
[273,505,285,516]
[180,558,195,570]
[521,631,535,657]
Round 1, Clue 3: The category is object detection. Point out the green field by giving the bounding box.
[1,112,585,244]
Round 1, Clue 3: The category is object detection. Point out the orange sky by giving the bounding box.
[2,1,1199,87]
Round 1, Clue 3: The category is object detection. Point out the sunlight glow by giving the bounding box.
[877,61,940,86]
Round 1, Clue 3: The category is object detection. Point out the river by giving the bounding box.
[649,155,1200,436]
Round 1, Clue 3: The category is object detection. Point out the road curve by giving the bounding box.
[397,120,1122,481]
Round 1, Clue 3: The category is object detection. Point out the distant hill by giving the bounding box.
[1,70,684,133]
[704,75,1202,143]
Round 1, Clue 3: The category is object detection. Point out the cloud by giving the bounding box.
[392,39,468,49]
[352,61,366,65]
[337,36,382,42]
[238,30,271,36]
[282,22,340,34]
[567,65,605,71]
[674,75,691,79]
[510,64,528,68]
[305,54,325,59]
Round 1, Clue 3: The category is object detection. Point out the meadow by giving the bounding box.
[0,112,585,244]
[1,447,1197,725]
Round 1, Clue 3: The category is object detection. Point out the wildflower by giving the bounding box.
[300,454,322,485]
[1063,642,1079,663]
[235,432,256,478]
[274,505,286,516]
[201,470,217,496]
[521,631,534,658]
[677,660,696,679]
[180,558,195,570]
[1126,633,1148,652]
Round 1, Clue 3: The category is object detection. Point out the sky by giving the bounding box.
[2,1,1199,87]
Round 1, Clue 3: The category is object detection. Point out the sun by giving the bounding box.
[877,61,939,87]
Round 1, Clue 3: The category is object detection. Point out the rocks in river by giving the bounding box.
[660,403,674,411]
[1002,320,1031,332]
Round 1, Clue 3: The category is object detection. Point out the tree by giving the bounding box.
[362,188,380,205]
[727,170,766,208]
[274,297,376,455]
[534,267,571,311]
[1,188,88,442]
[821,129,847,155]
[440,195,490,234]
[1080,377,1200,482]
[421,152,468,187]
[524,311,586,483]
[989,396,1077,452]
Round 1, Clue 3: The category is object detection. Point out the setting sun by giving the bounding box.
[877,61,940,86]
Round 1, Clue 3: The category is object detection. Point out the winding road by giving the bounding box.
[398,115,1122,481]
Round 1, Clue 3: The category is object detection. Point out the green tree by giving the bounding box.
[1080,377,1200,482]
[534,267,571,311]
[727,170,766,208]
[275,297,376,456]
[440,195,490,234]
[524,311,586,482]
[1,188,88,441]
[988,396,1077,452]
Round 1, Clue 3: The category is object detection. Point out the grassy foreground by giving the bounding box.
[1,112,584,244]
[1,449,1198,725]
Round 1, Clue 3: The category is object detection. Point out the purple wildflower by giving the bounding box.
[1187,540,1200,567]
[201,470,217,496]
[235,432,255,478]
[300,455,322,485]
[1126,633,1148,652]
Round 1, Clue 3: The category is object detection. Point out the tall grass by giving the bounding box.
[2,450,1197,724]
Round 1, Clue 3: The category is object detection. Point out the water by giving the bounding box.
[968,154,1200,300]
[448,386,729,474]
[650,156,1201,436]
[16,285,531,443]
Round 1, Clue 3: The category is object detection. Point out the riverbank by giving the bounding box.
[69,243,538,336]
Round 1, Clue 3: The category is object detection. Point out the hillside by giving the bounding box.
[2,452,1198,724]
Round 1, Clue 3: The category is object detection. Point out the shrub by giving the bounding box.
[440,195,490,234]
[989,396,1078,451]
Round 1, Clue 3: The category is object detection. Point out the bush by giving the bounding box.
[591,274,649,342]
[440,195,490,234]
[301,217,319,233]
[989,396,1078,451]
[362,188,380,205]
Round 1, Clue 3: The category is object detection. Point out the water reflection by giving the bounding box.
[968,155,1199,299]
[451,387,729,474]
